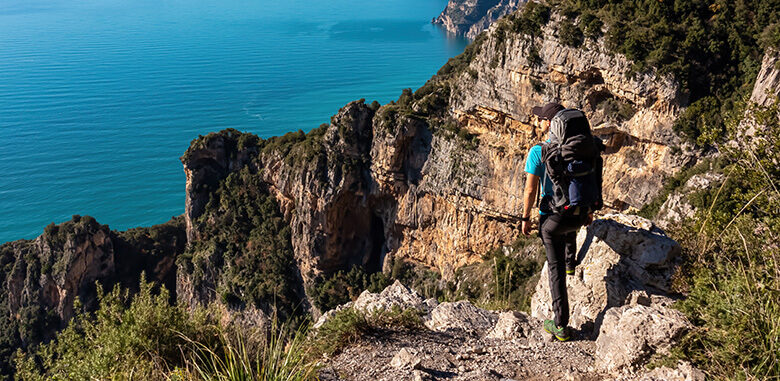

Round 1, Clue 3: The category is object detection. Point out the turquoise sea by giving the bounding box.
[0,0,467,243]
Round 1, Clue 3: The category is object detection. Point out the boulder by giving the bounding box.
[353,280,426,313]
[531,213,682,332]
[595,295,692,372]
[423,300,498,335]
[390,347,423,370]
[484,310,533,340]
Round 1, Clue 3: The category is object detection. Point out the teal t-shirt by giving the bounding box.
[524,144,553,214]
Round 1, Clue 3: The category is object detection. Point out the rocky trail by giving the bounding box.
[314,214,705,381]
[319,316,607,381]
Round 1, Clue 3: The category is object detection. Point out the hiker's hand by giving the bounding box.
[522,220,532,236]
[584,213,594,226]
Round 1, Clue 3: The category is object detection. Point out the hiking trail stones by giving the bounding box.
[595,298,692,373]
[317,220,701,379]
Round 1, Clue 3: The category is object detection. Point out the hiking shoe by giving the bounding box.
[566,261,576,275]
[543,319,570,341]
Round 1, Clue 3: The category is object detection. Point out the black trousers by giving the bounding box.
[539,213,587,328]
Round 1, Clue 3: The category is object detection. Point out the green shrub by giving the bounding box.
[308,267,392,312]
[558,19,583,47]
[664,99,780,379]
[597,97,636,122]
[15,278,217,380]
[184,319,317,381]
[511,2,551,38]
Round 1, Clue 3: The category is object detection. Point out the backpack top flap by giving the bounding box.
[549,109,590,144]
[549,109,596,161]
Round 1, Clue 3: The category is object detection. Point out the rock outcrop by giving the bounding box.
[749,48,780,108]
[4,216,115,330]
[0,215,186,374]
[530,214,682,332]
[433,0,525,40]
[595,292,691,373]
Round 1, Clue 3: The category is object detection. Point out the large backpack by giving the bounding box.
[540,108,605,215]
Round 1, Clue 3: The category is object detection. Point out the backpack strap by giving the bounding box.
[534,143,543,209]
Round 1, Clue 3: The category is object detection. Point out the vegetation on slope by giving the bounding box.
[15,279,318,381]
[0,215,187,380]
[179,166,302,320]
[643,99,780,379]
[543,0,780,145]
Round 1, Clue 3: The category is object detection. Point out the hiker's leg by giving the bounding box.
[564,230,577,266]
[542,214,588,327]
[541,215,569,328]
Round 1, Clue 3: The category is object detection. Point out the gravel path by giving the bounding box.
[318,326,610,381]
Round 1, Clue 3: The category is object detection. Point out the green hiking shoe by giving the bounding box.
[565,263,576,275]
[543,319,570,341]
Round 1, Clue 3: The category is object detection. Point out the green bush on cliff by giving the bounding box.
[308,267,392,312]
[509,2,551,38]
[182,128,260,163]
[15,278,217,380]
[263,123,329,168]
[558,19,583,47]
[182,167,301,319]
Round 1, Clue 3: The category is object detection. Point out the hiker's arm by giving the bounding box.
[522,173,540,236]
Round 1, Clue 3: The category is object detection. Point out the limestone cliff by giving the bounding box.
[0,215,185,374]
[749,48,780,108]
[450,13,693,210]
[180,9,701,304]
[3,216,114,335]
[433,0,524,39]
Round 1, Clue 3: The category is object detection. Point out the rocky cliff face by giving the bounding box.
[450,14,693,210]
[433,0,524,39]
[3,217,114,332]
[0,215,186,373]
[180,10,699,301]
[749,48,780,108]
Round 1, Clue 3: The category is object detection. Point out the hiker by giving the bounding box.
[521,102,604,341]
